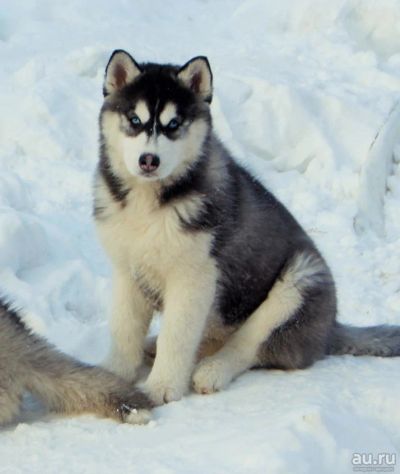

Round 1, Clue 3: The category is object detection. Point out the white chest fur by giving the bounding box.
[95,177,214,301]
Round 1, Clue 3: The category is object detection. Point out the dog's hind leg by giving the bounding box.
[192,252,334,394]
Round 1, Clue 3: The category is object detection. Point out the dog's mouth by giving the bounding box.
[138,169,160,181]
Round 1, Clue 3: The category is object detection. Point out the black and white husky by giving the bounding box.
[94,50,400,406]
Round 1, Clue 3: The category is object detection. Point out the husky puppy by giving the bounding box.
[0,298,152,425]
[94,50,400,405]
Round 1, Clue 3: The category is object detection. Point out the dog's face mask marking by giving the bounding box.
[101,50,213,182]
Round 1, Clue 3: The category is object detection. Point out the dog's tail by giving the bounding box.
[0,299,152,426]
[327,322,400,357]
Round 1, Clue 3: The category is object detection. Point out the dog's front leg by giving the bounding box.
[104,267,153,381]
[143,261,217,405]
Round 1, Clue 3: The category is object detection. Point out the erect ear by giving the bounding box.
[177,56,213,103]
[103,49,142,97]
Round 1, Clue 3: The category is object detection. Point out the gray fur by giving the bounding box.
[0,300,152,425]
[327,322,400,357]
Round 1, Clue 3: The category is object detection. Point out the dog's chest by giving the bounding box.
[96,180,215,311]
[97,187,196,288]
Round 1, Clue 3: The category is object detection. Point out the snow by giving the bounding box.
[1,0,400,472]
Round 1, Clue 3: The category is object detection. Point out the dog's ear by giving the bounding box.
[103,50,142,96]
[177,56,213,103]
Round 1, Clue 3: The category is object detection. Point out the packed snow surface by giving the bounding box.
[1,0,400,473]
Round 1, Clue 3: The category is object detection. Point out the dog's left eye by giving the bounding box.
[167,118,180,131]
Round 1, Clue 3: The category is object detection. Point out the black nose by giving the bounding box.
[139,153,160,172]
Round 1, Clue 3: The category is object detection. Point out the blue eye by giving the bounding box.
[167,118,180,130]
[130,115,141,127]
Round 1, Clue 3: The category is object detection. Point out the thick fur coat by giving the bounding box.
[94,50,400,405]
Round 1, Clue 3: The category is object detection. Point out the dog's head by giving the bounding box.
[100,50,212,182]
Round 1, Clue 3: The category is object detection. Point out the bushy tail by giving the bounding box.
[327,322,400,357]
[0,300,152,426]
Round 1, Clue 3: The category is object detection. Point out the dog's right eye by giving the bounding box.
[130,114,142,128]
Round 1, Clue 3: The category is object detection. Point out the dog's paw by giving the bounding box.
[115,387,153,425]
[192,357,232,394]
[141,378,185,406]
[124,408,152,425]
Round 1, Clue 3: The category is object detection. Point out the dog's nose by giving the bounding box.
[139,153,160,173]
